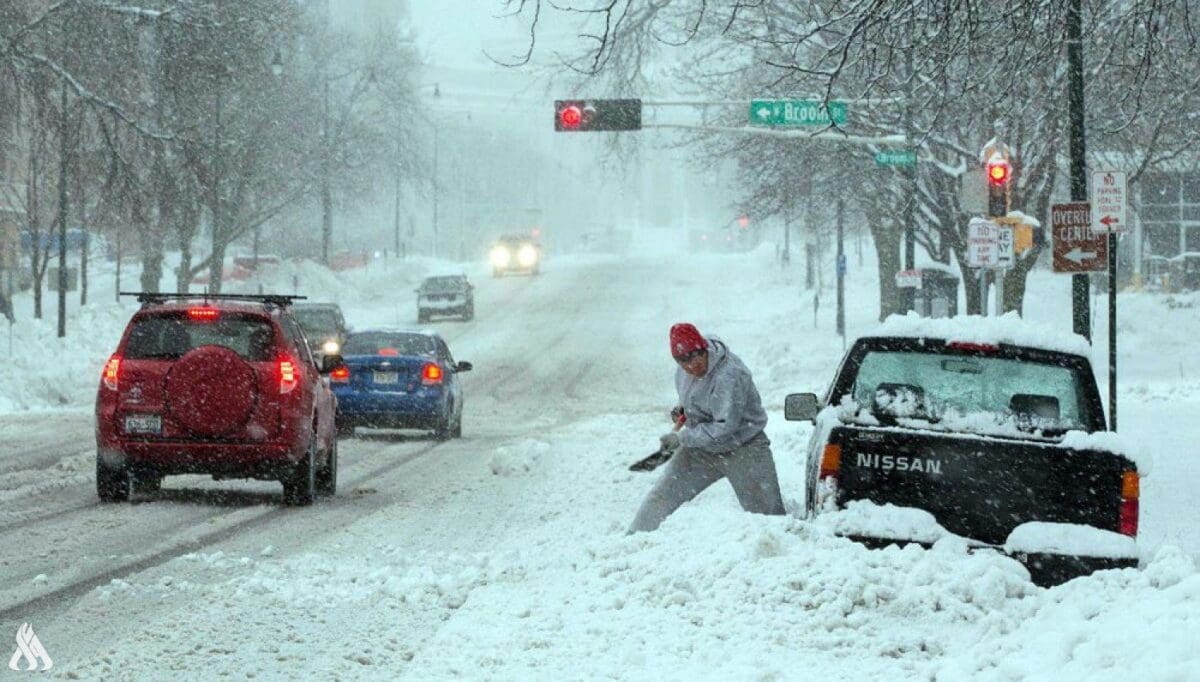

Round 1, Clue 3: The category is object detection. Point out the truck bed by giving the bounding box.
[829,425,1137,546]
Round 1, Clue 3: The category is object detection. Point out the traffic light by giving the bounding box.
[737,215,750,229]
[986,158,1011,218]
[554,99,642,132]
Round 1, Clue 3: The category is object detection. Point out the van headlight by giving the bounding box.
[517,245,538,267]
[490,246,511,267]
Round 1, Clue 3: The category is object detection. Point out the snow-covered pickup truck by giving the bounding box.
[785,314,1143,586]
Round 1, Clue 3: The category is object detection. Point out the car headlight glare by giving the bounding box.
[517,245,538,267]
[321,340,340,355]
[490,247,511,267]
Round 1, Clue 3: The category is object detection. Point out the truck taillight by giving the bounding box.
[330,366,350,383]
[421,362,443,385]
[1119,470,1139,537]
[279,358,298,394]
[819,444,841,480]
[102,355,121,391]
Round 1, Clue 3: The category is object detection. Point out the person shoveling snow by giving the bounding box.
[629,323,786,532]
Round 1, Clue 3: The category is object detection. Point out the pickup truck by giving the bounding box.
[785,315,1142,586]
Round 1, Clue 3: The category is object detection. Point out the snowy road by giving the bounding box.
[1,251,1198,680]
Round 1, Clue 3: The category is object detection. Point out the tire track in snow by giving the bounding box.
[0,437,445,623]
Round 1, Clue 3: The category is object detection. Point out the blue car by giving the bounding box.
[332,329,472,439]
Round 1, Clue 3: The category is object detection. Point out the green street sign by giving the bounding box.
[875,149,916,167]
[749,99,847,126]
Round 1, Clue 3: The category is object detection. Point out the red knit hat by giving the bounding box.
[669,323,706,358]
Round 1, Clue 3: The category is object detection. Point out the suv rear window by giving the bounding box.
[124,312,277,361]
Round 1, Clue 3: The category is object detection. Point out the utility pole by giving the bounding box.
[432,122,439,258]
[56,66,69,338]
[782,215,791,265]
[1067,0,1091,342]
[836,196,846,344]
[393,131,402,258]
[902,22,917,280]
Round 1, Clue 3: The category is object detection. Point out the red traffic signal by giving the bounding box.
[558,105,582,129]
[737,215,750,228]
[987,159,1011,186]
[554,99,642,132]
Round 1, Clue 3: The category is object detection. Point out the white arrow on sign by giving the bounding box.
[1065,247,1097,264]
[755,106,771,120]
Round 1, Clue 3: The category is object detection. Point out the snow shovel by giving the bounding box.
[629,417,684,473]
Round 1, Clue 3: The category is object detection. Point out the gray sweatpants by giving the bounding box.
[628,434,786,533]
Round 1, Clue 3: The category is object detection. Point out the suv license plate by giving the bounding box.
[125,415,162,434]
[373,371,398,384]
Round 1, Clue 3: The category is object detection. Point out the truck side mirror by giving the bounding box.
[784,393,820,422]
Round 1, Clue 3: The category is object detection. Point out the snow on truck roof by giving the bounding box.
[868,312,1092,357]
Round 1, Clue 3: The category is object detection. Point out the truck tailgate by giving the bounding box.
[830,426,1138,546]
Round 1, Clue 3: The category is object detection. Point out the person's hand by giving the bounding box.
[669,406,685,424]
[660,431,681,452]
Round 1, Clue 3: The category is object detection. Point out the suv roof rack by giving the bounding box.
[120,292,308,307]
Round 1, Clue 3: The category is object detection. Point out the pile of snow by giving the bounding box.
[488,439,550,477]
[2,302,133,412]
[1005,522,1139,559]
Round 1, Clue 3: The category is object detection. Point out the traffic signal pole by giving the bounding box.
[902,33,916,275]
[1066,0,1091,344]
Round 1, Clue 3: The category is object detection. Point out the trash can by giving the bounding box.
[1173,253,1200,291]
[896,268,960,318]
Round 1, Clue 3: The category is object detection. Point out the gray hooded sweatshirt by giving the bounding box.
[675,337,769,453]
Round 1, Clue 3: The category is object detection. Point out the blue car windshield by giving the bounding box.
[343,332,436,357]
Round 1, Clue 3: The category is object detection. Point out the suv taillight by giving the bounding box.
[1119,470,1139,537]
[421,362,443,385]
[279,357,298,394]
[102,355,121,391]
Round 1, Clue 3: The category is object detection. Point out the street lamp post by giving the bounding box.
[432,123,439,259]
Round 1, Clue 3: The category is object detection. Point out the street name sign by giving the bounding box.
[1091,170,1127,233]
[967,217,1000,268]
[749,99,847,126]
[1052,202,1107,272]
[875,149,916,167]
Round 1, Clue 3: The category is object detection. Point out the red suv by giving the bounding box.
[95,293,342,506]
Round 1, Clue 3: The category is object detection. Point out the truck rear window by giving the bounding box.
[124,313,277,361]
[847,350,1094,431]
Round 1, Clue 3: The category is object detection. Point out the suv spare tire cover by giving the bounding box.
[165,345,260,437]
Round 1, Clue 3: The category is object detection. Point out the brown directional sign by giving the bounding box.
[1052,202,1107,273]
